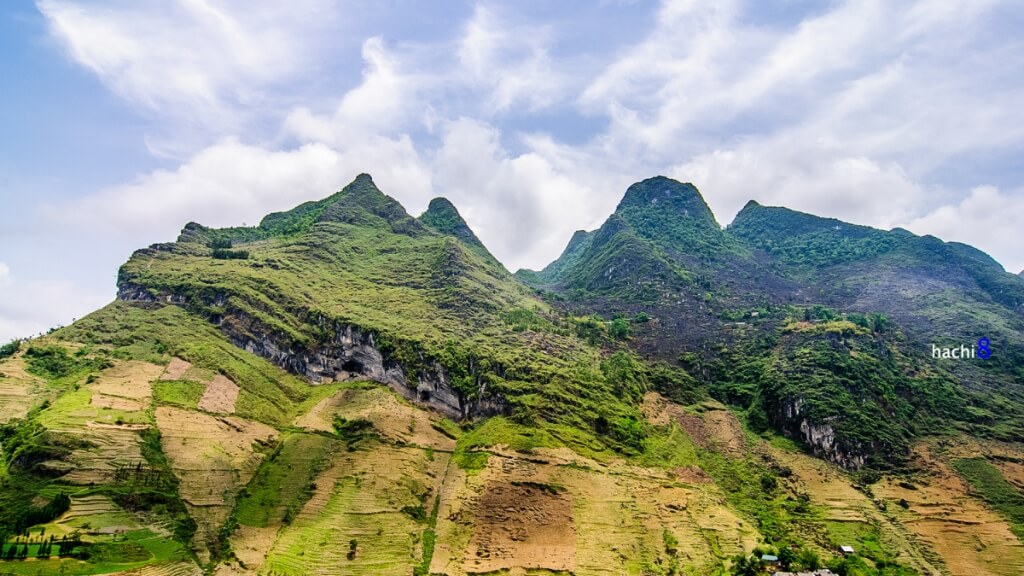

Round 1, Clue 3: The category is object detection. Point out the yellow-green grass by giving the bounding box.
[153,380,205,410]
[234,432,341,527]
[263,442,448,576]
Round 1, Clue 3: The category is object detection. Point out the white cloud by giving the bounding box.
[457,5,565,114]
[0,263,11,287]
[37,0,335,127]
[670,137,927,230]
[47,136,432,240]
[903,186,1024,274]
[284,37,416,145]
[433,118,598,270]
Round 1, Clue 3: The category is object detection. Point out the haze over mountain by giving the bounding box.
[1,174,1022,576]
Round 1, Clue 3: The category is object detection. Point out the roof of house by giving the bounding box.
[762,554,779,561]
[839,545,855,553]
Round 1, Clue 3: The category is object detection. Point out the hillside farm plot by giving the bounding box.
[107,562,204,576]
[160,357,193,381]
[198,374,240,414]
[262,442,449,576]
[465,479,575,574]
[31,360,163,484]
[89,360,163,402]
[294,385,456,451]
[0,355,44,422]
[233,432,343,528]
[0,493,194,576]
[431,445,751,576]
[57,494,140,535]
[155,406,277,560]
[874,443,1024,576]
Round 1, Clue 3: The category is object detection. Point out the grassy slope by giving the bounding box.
[113,175,655,451]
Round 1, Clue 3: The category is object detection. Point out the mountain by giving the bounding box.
[521,178,1024,467]
[514,228,593,286]
[1,174,1023,576]
[418,197,501,267]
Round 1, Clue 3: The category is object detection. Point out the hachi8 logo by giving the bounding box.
[932,337,991,360]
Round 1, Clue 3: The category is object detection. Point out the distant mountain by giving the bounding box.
[521,177,1024,468]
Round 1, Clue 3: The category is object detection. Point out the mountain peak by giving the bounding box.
[419,197,490,257]
[615,176,720,231]
[607,176,733,260]
[314,174,426,236]
[564,229,592,253]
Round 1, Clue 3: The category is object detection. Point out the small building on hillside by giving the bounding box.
[839,545,855,556]
[761,553,780,568]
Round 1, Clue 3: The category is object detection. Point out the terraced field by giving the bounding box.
[295,386,456,451]
[155,406,278,561]
[262,443,449,575]
[108,562,204,576]
[428,442,756,576]
[58,494,141,535]
[873,442,1024,576]
[234,432,342,527]
[31,360,162,484]
[0,355,43,423]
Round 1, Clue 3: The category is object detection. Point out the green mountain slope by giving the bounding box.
[514,228,593,286]
[1,174,1022,576]
[418,197,502,267]
[524,177,1024,469]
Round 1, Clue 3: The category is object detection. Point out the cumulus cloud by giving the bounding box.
[48,137,432,240]
[433,118,597,270]
[456,5,565,114]
[670,137,927,229]
[284,37,417,145]
[11,0,1023,343]
[37,0,335,127]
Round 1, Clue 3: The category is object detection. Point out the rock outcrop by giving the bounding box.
[117,284,508,421]
[778,396,869,469]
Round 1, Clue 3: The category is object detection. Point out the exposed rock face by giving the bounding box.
[117,285,507,421]
[778,396,868,469]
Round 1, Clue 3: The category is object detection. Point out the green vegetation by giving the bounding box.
[0,340,20,360]
[333,416,376,447]
[730,202,900,268]
[702,304,968,467]
[452,451,488,474]
[413,491,441,576]
[23,345,103,379]
[953,457,1024,538]
[152,379,205,409]
[234,433,338,527]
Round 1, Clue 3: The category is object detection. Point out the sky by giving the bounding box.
[1,0,1023,342]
